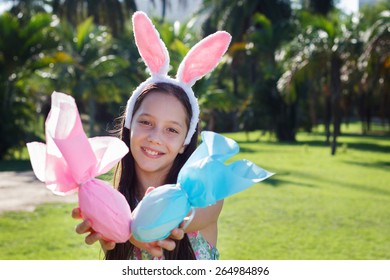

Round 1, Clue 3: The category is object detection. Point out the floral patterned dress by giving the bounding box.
[131,231,220,260]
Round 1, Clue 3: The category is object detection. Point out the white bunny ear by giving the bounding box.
[177,31,231,87]
[132,11,169,76]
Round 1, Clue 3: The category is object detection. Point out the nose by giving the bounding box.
[147,129,162,145]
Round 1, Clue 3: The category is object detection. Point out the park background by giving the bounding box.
[0,0,389,259]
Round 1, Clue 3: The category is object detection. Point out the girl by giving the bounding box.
[73,12,232,260]
[73,83,223,259]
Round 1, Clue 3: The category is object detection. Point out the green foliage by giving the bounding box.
[359,10,390,90]
[1,1,389,159]
[200,0,297,139]
[359,0,390,26]
[0,12,59,159]
[276,5,390,153]
[32,17,129,136]
[250,13,273,47]
[154,17,198,71]
[50,0,137,37]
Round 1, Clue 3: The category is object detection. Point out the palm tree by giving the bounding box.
[51,0,137,37]
[198,0,295,139]
[50,0,189,35]
[277,7,358,155]
[301,0,334,15]
[2,0,137,36]
[3,0,49,19]
[358,9,390,132]
[46,17,129,136]
[0,12,59,158]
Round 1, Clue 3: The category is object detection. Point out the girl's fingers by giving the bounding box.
[129,235,175,257]
[148,245,164,257]
[71,207,82,219]
[100,240,116,251]
[86,233,116,250]
[75,220,92,234]
[85,232,101,245]
[157,239,176,251]
[73,212,114,249]
[169,228,184,241]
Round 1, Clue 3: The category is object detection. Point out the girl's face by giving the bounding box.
[130,91,188,179]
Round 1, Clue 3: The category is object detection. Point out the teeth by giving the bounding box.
[144,148,159,156]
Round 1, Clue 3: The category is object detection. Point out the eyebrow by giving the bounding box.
[137,113,185,128]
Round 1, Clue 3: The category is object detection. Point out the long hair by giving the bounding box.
[105,83,199,260]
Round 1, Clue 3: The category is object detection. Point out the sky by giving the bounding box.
[338,0,359,14]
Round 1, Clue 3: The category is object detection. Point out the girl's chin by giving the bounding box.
[137,163,171,174]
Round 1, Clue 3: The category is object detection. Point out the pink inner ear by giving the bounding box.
[180,32,231,85]
[133,12,167,74]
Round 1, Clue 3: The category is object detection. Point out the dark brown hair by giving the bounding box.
[105,83,199,260]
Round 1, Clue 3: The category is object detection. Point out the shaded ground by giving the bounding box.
[0,171,77,214]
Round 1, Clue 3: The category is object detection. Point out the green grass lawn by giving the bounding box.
[0,203,102,259]
[0,124,389,260]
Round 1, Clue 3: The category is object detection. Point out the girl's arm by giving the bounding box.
[183,200,224,247]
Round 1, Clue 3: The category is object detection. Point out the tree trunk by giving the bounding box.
[330,54,342,156]
[161,0,167,21]
[366,91,372,132]
[324,92,331,144]
[88,94,96,137]
[275,98,296,142]
[309,88,318,130]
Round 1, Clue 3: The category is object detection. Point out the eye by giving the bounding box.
[138,120,152,126]
[167,127,179,134]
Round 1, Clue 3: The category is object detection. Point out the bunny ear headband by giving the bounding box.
[124,11,232,145]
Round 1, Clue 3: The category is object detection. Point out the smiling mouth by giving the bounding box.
[142,147,164,157]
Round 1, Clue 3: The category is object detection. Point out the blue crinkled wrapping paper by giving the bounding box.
[131,131,274,242]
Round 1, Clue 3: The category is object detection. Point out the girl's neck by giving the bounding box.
[135,169,168,198]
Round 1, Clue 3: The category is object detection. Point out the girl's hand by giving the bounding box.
[72,207,116,251]
[129,227,184,258]
[129,186,185,257]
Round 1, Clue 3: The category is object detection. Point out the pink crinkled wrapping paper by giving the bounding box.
[27,91,131,243]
